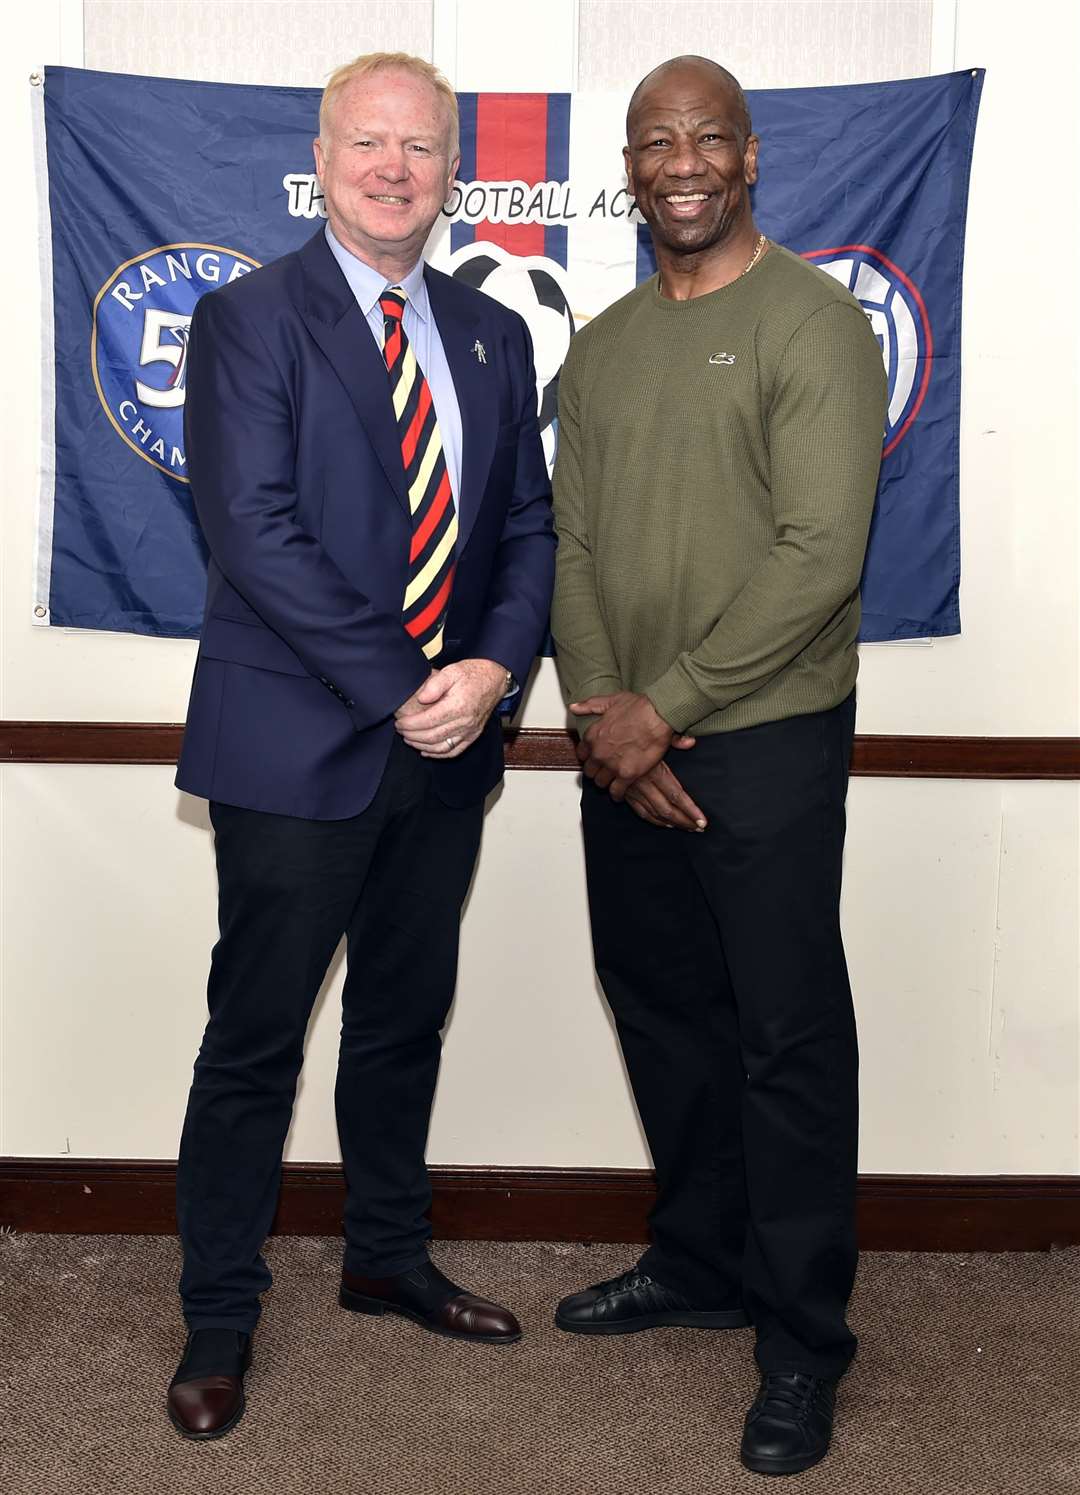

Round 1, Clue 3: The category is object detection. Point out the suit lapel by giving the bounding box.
[296,231,409,513]
[295,234,501,545]
[424,266,498,554]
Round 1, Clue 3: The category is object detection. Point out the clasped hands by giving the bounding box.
[570,691,707,833]
[394,659,508,758]
[395,672,706,830]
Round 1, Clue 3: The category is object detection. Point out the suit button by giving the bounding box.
[346,699,355,708]
[319,677,328,685]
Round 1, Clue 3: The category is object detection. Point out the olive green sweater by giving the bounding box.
[551,245,888,736]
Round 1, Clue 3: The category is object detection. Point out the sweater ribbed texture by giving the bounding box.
[551,246,888,735]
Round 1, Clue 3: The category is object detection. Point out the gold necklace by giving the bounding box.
[742,232,768,275]
[658,232,769,297]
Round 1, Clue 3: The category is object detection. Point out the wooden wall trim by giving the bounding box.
[849,735,1080,780]
[2,721,1079,778]
[1,1161,1078,1252]
[1,721,184,764]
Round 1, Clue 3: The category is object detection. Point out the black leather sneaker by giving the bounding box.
[555,1266,748,1335]
[740,1371,837,1475]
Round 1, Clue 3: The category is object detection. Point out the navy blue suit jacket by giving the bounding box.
[176,229,555,819]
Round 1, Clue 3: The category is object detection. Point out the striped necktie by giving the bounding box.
[380,286,457,661]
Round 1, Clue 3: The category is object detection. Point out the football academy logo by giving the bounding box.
[91,243,260,481]
[803,246,932,457]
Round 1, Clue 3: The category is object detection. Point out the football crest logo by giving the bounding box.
[91,243,260,481]
[803,246,932,457]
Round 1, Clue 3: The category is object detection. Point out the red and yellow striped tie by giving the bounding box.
[380,287,457,660]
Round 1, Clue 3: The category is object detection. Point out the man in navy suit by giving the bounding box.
[167,52,555,1440]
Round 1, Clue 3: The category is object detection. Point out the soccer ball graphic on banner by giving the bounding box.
[447,243,575,467]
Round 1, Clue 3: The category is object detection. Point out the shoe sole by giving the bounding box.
[554,1308,750,1335]
[739,1443,830,1477]
[339,1286,522,1344]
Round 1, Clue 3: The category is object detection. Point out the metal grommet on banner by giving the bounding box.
[34,606,47,618]
[29,72,43,87]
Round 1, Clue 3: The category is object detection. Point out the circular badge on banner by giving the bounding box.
[91,243,261,482]
[802,246,933,458]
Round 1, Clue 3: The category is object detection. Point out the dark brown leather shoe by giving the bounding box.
[340,1260,522,1343]
[166,1328,252,1440]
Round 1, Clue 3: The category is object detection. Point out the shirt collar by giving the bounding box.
[324,225,429,322]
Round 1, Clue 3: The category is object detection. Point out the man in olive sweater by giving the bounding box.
[551,57,887,1477]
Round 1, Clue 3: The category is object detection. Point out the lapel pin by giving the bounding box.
[472,339,487,364]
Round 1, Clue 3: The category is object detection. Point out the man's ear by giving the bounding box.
[743,134,759,187]
[446,153,461,200]
[623,144,635,203]
[313,136,325,180]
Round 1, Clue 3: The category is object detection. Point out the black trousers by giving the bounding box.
[581,694,859,1379]
[176,735,484,1331]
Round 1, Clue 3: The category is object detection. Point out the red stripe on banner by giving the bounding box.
[401,381,433,468]
[406,566,455,638]
[475,94,547,258]
[410,470,452,561]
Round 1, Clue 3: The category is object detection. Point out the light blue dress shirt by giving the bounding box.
[324,225,463,502]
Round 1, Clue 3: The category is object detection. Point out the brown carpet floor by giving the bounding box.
[1,1234,1077,1494]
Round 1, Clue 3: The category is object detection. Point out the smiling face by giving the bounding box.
[313,67,460,276]
[623,61,758,264]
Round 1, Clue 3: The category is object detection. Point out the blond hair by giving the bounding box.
[319,53,460,159]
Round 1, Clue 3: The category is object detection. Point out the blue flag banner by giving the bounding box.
[35,66,982,641]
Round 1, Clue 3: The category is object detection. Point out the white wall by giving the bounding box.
[2,0,1077,1174]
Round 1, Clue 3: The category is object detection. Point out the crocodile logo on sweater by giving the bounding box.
[708,351,736,366]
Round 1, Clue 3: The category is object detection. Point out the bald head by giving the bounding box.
[626,55,752,145]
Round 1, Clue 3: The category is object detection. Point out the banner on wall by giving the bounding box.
[35,66,983,642]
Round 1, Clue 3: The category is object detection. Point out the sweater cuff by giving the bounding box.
[643,664,715,735]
